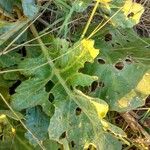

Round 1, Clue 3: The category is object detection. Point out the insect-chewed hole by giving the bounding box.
[111,44,114,47]
[48,93,54,102]
[99,82,105,88]
[104,33,112,42]
[17,46,27,58]
[71,141,75,148]
[91,81,99,92]
[135,0,141,3]
[127,12,134,18]
[115,62,124,70]
[97,58,105,64]
[116,42,121,46]
[125,58,132,64]
[59,131,66,140]
[0,134,3,140]
[70,86,73,91]
[145,95,150,107]
[45,80,54,92]
[75,107,82,116]
[9,80,22,95]
[86,144,97,150]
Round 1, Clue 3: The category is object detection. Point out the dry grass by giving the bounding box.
[135,0,150,37]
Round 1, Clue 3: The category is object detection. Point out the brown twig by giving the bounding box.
[120,112,150,142]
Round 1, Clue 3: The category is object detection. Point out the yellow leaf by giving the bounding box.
[0,114,7,124]
[136,73,150,95]
[84,143,97,150]
[96,0,111,3]
[96,0,112,10]
[123,0,144,24]
[101,119,109,130]
[118,90,136,108]
[91,100,109,118]
[11,127,16,134]
[81,39,99,59]
[118,72,150,109]
[0,114,6,119]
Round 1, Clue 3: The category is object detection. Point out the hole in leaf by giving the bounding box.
[87,144,97,150]
[57,65,61,69]
[71,141,75,148]
[36,21,46,32]
[45,80,54,92]
[0,134,3,140]
[115,62,124,70]
[78,67,83,73]
[104,33,112,42]
[111,44,114,47]
[99,82,105,88]
[48,93,54,102]
[70,86,73,91]
[91,81,99,92]
[9,80,21,95]
[127,12,134,18]
[75,107,82,116]
[145,95,150,107]
[143,118,150,128]
[17,46,26,57]
[97,58,105,64]
[59,131,66,140]
[116,42,121,46]
[125,58,132,64]
[135,0,141,3]
[41,11,51,23]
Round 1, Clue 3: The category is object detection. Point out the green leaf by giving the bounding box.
[11,37,125,148]
[74,0,91,12]
[35,140,62,150]
[11,77,53,116]
[0,19,29,45]
[85,62,149,112]
[94,28,150,65]
[48,90,123,150]
[25,106,49,146]
[22,0,39,18]
[0,126,33,150]
[0,0,21,13]
[0,1,149,149]
[3,72,20,81]
[0,110,24,120]
[0,114,32,150]
[0,51,21,68]
[0,87,11,109]
[110,0,144,28]
[11,38,99,115]
[84,28,150,112]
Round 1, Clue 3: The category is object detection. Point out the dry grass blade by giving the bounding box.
[121,112,150,143]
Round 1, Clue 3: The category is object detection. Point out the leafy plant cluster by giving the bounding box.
[0,0,150,150]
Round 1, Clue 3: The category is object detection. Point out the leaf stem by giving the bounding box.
[88,7,123,39]
[58,5,75,37]
[81,1,99,39]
